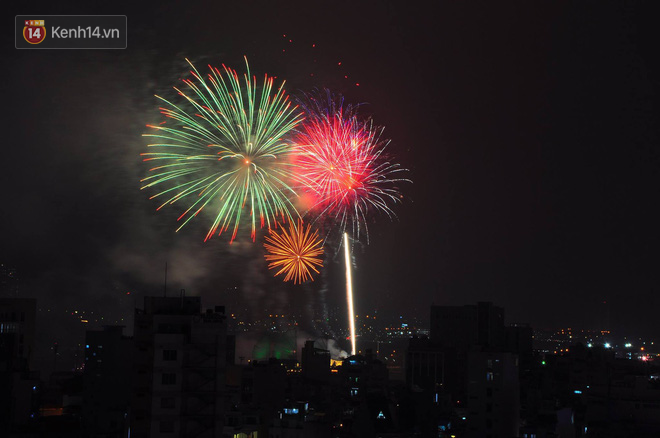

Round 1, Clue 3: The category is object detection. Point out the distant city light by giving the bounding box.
[604,343,611,348]
[625,343,632,348]
[574,390,582,394]
[587,343,593,348]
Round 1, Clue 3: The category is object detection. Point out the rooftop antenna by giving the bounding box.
[163,262,168,297]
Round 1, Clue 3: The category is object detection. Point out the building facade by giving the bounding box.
[130,296,229,438]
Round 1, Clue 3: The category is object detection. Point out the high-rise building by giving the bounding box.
[406,336,447,396]
[0,298,36,369]
[0,298,39,431]
[82,325,133,437]
[409,302,523,437]
[465,351,520,437]
[129,296,229,438]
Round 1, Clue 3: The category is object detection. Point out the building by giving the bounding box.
[82,325,133,437]
[0,298,39,431]
[0,298,36,369]
[406,336,445,392]
[129,295,229,438]
[301,340,330,382]
[408,302,524,437]
[465,350,520,437]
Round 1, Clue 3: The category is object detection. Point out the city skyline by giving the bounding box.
[2,0,660,365]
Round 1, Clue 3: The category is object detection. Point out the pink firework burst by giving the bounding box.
[293,93,408,241]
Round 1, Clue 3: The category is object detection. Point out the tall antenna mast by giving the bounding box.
[164,262,168,297]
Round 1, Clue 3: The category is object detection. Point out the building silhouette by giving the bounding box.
[466,350,520,437]
[301,340,330,383]
[83,325,133,437]
[0,298,39,431]
[408,302,526,438]
[129,295,229,438]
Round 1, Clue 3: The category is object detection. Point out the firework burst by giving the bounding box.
[141,58,303,242]
[294,92,408,242]
[263,219,324,283]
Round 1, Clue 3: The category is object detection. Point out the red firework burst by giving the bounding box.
[294,101,406,239]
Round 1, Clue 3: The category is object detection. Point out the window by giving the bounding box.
[161,397,175,409]
[162,373,176,385]
[159,420,175,433]
[486,372,494,382]
[163,349,178,361]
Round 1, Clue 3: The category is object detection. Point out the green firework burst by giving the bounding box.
[141,58,303,242]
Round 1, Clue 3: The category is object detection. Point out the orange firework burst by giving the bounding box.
[264,219,324,284]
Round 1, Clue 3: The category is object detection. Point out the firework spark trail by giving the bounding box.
[295,90,409,354]
[294,91,410,355]
[343,232,356,356]
[264,219,324,284]
[141,58,303,242]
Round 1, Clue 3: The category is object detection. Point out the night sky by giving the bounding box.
[2,0,659,364]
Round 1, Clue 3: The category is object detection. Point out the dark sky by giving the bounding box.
[2,0,660,351]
